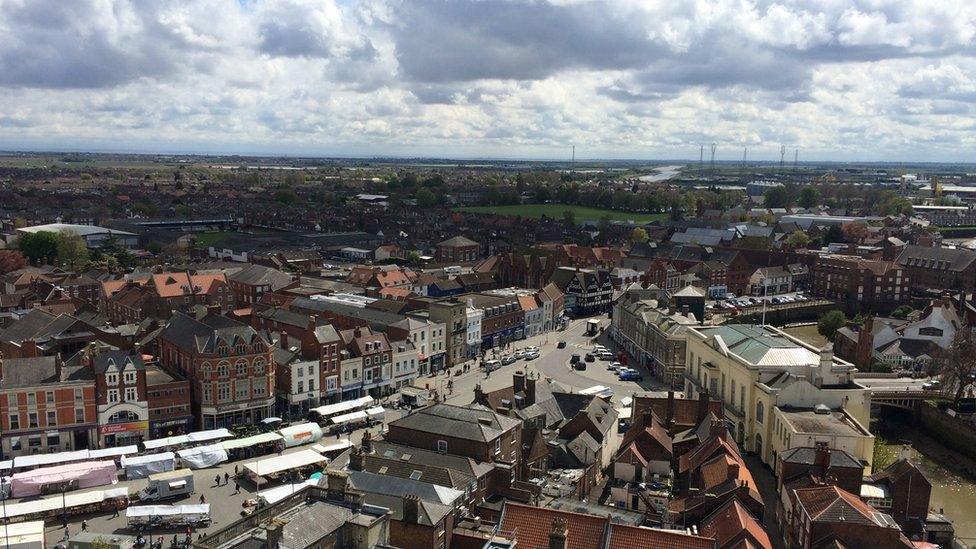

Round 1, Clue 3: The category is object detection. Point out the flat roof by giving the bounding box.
[17,223,136,237]
[778,408,869,437]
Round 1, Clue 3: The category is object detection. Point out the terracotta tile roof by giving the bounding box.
[700,499,772,549]
[794,485,879,525]
[517,294,539,311]
[499,502,607,549]
[633,395,723,429]
[607,524,713,549]
[151,272,227,298]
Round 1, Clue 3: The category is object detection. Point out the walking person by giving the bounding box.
[224,472,230,485]
[81,520,88,532]
[234,481,240,494]
[214,474,220,487]
[200,494,206,504]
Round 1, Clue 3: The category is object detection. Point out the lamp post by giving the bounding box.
[2,488,9,549]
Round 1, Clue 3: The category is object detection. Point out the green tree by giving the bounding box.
[415,188,437,207]
[784,230,811,248]
[630,227,649,244]
[873,436,897,471]
[562,210,576,226]
[817,310,847,341]
[825,225,845,244]
[56,229,89,271]
[798,186,821,209]
[763,185,790,208]
[928,329,976,406]
[275,189,300,204]
[891,305,913,319]
[18,231,59,265]
[407,250,422,265]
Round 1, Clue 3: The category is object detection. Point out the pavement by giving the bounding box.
[28,314,667,546]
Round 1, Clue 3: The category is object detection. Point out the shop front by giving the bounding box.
[149,416,194,439]
[100,419,149,448]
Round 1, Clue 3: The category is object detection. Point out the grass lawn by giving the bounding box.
[454,204,667,224]
[194,231,234,247]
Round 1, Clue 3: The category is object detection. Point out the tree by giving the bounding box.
[763,185,789,208]
[841,222,870,243]
[824,225,845,244]
[784,230,811,248]
[817,310,847,341]
[415,188,437,207]
[0,250,28,274]
[56,229,89,271]
[274,189,300,204]
[18,231,59,265]
[562,210,576,227]
[407,250,422,265]
[799,186,821,209]
[630,227,649,244]
[928,328,976,406]
[891,305,914,319]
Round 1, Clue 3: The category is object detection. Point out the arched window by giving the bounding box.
[234,338,247,355]
[217,344,229,357]
[235,359,249,377]
[217,361,230,378]
[755,401,764,424]
[108,410,139,424]
[253,357,266,376]
[201,362,212,378]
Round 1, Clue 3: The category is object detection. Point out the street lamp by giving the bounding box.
[2,487,9,549]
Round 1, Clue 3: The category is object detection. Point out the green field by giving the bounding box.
[193,231,234,247]
[454,204,667,224]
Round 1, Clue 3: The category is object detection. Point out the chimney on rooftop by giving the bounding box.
[325,470,349,500]
[899,444,912,463]
[349,446,364,471]
[814,441,831,477]
[709,417,727,439]
[513,370,526,395]
[525,375,537,406]
[265,521,283,549]
[361,430,373,454]
[697,388,711,423]
[402,495,420,524]
[279,332,289,350]
[665,390,675,428]
[548,518,568,549]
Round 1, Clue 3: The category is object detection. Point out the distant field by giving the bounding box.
[454,204,667,224]
[194,231,234,247]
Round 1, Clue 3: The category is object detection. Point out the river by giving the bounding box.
[638,165,683,182]
[879,420,976,544]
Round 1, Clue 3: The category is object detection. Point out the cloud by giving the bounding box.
[1,0,976,160]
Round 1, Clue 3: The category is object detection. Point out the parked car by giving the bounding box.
[608,361,622,371]
[584,353,595,363]
[501,355,517,366]
[573,361,587,371]
[725,293,737,300]
[570,354,581,364]
[619,368,644,381]
[922,380,941,390]
[524,350,541,361]
[557,341,567,349]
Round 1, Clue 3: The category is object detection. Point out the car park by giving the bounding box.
[599,352,614,361]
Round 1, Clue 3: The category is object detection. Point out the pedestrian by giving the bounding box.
[200,494,206,504]
[234,464,240,476]
[224,472,230,485]
[81,520,88,532]
[112,503,120,518]
[214,474,220,487]
[234,481,240,494]
[186,526,192,538]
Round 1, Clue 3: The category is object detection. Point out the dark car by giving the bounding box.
[584,353,595,363]
[573,361,587,371]
[557,341,567,349]
[570,353,581,364]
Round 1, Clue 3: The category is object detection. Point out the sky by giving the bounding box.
[1,0,976,162]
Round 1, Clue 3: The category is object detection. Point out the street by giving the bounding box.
[32,314,663,545]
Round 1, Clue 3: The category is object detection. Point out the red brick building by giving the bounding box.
[810,255,909,313]
[158,312,275,429]
[0,355,97,457]
[436,236,480,263]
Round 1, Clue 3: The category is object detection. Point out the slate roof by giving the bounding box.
[370,441,494,479]
[227,264,294,289]
[897,244,976,272]
[0,356,60,388]
[159,312,268,354]
[91,350,146,374]
[438,236,479,248]
[793,485,884,526]
[779,447,862,470]
[388,403,520,442]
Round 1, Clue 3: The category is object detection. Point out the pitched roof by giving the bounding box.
[699,499,772,549]
[150,272,227,298]
[779,447,862,470]
[227,264,294,289]
[159,312,268,354]
[794,485,882,525]
[438,235,479,248]
[388,403,520,442]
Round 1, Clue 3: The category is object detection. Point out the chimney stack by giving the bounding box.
[709,417,727,439]
[402,495,420,524]
[513,371,526,395]
[349,446,364,471]
[548,518,568,549]
[525,375,537,406]
[325,470,349,499]
[265,521,283,549]
[665,391,675,428]
[899,444,912,463]
[361,430,373,454]
[279,332,289,350]
[814,442,831,475]
[697,388,710,423]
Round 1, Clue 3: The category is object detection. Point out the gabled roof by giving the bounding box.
[699,498,772,549]
[388,403,520,442]
[159,312,267,354]
[438,235,479,248]
[227,264,294,289]
[793,485,885,526]
[150,272,227,298]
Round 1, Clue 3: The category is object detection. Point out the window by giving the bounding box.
[203,385,213,404]
[6,394,16,407]
[494,438,501,454]
[756,402,764,423]
[10,437,21,451]
[75,408,84,423]
[27,393,35,405]
[217,383,231,402]
[107,389,120,403]
[125,387,138,402]
[365,357,372,367]
[106,373,118,385]
[308,379,315,392]
[46,411,56,426]
[217,361,230,378]
[437,440,448,453]
[9,414,19,430]
[46,391,54,403]
[28,437,41,448]
[201,362,212,378]
[28,412,38,428]
[253,357,266,376]
[297,366,304,377]
[235,381,250,400]
[236,360,248,377]
[298,381,304,393]
[124,371,136,384]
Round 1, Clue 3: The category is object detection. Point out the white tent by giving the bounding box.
[89,446,139,460]
[187,428,233,443]
[243,449,326,478]
[330,411,368,425]
[221,432,282,451]
[278,423,323,448]
[122,452,176,479]
[13,449,90,469]
[309,396,374,418]
[312,439,352,454]
[257,479,317,506]
[127,504,210,517]
[176,445,228,469]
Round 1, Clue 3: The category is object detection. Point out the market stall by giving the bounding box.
[121,452,176,480]
[176,445,228,469]
[278,423,323,448]
[10,461,119,498]
[243,449,326,482]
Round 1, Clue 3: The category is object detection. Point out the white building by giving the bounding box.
[465,302,483,359]
[16,223,138,249]
[391,340,420,389]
